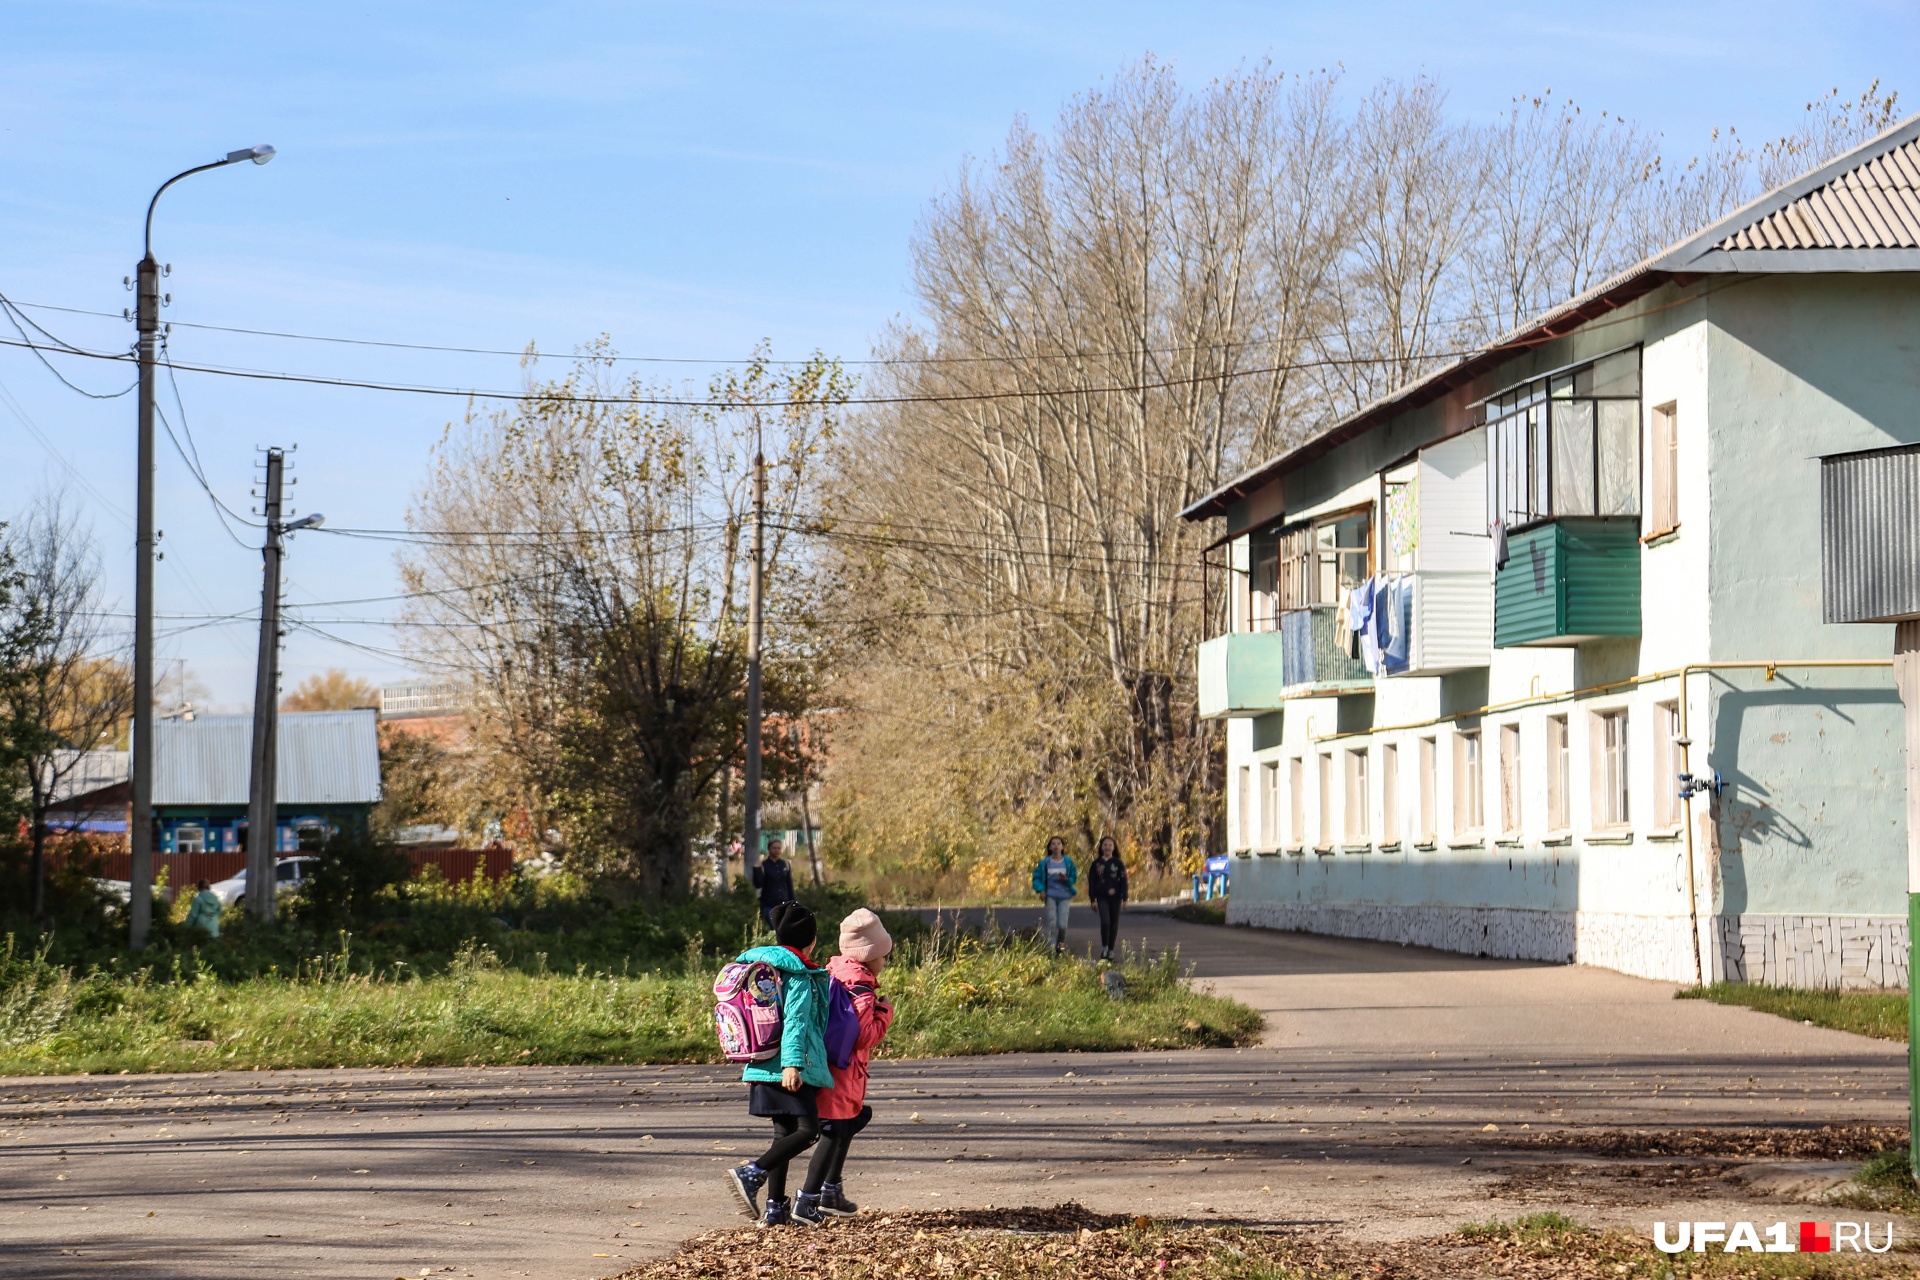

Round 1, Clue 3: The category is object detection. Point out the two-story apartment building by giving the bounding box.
[1182,119,1920,990]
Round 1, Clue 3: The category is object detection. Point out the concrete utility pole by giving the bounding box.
[742,426,767,884]
[244,448,324,923]
[246,448,286,922]
[128,144,274,950]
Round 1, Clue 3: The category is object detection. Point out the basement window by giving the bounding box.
[1486,348,1641,530]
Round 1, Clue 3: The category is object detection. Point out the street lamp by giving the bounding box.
[129,145,275,951]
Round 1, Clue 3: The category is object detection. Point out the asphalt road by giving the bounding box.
[1,909,1905,1279]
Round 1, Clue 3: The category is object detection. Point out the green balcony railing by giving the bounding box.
[1196,631,1287,718]
[1494,517,1641,646]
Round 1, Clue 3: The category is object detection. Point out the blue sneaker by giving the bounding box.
[818,1182,858,1217]
[792,1191,825,1227]
[760,1195,792,1229]
[727,1162,768,1219]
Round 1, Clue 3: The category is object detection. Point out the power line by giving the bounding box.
[6,294,1520,370]
[0,330,1480,410]
[0,291,138,400]
[158,339,263,548]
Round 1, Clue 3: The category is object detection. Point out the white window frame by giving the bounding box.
[1417,736,1437,844]
[1647,401,1679,538]
[1453,729,1484,837]
[1259,761,1281,848]
[1317,752,1334,849]
[1236,765,1252,850]
[1546,714,1571,834]
[1380,742,1400,847]
[1652,700,1681,830]
[175,824,207,855]
[1590,708,1631,831]
[1344,747,1370,845]
[1288,756,1306,847]
[1498,722,1522,839]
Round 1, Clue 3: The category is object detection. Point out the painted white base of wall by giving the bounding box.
[1227,900,1908,989]
[1713,914,1908,990]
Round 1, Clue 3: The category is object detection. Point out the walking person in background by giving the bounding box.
[753,838,796,927]
[726,901,832,1227]
[1030,836,1078,955]
[792,908,895,1225]
[1087,835,1128,961]
[182,879,223,938]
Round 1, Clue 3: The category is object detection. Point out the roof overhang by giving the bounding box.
[1179,266,1668,522]
[1183,111,1920,526]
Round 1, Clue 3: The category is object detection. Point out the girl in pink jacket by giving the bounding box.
[791,908,895,1225]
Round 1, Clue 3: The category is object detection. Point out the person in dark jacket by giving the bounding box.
[752,838,797,927]
[1087,835,1129,960]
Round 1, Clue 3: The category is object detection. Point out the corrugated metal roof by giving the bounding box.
[1821,442,1920,625]
[1719,139,1920,251]
[153,709,381,806]
[46,749,129,804]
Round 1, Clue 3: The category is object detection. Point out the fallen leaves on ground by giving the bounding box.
[615,1204,1916,1279]
[1493,1124,1907,1161]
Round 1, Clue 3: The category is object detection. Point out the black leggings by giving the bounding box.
[803,1106,872,1193]
[757,1113,822,1200]
[1096,897,1123,950]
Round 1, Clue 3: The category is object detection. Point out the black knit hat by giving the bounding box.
[771,901,817,951]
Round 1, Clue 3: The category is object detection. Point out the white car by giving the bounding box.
[210,856,320,908]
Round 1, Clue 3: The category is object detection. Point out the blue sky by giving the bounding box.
[0,0,1911,706]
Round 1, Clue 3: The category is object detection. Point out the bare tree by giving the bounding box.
[1472,94,1660,335]
[823,60,1904,898]
[827,60,1351,886]
[1320,78,1485,408]
[1,494,133,918]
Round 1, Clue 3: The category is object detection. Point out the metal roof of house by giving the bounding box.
[1717,139,1920,251]
[46,749,130,805]
[154,709,381,807]
[1181,114,1920,522]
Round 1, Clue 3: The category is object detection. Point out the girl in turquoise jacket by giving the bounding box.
[726,901,831,1227]
[1031,835,1078,954]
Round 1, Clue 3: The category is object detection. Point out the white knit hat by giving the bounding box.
[838,908,893,963]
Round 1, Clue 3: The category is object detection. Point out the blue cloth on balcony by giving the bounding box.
[1352,581,1378,671]
[1382,576,1412,673]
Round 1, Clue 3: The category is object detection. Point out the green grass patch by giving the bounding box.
[1677,983,1908,1041]
[1834,1147,1920,1214]
[0,917,1259,1075]
[1457,1211,1585,1240]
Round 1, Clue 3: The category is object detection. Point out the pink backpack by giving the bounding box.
[712,960,784,1062]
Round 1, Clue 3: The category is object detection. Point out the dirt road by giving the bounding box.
[1,911,1905,1278]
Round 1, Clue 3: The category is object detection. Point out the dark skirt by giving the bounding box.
[748,1081,819,1118]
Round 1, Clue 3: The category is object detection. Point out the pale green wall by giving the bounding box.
[1219,274,1915,929]
[1699,274,1920,916]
